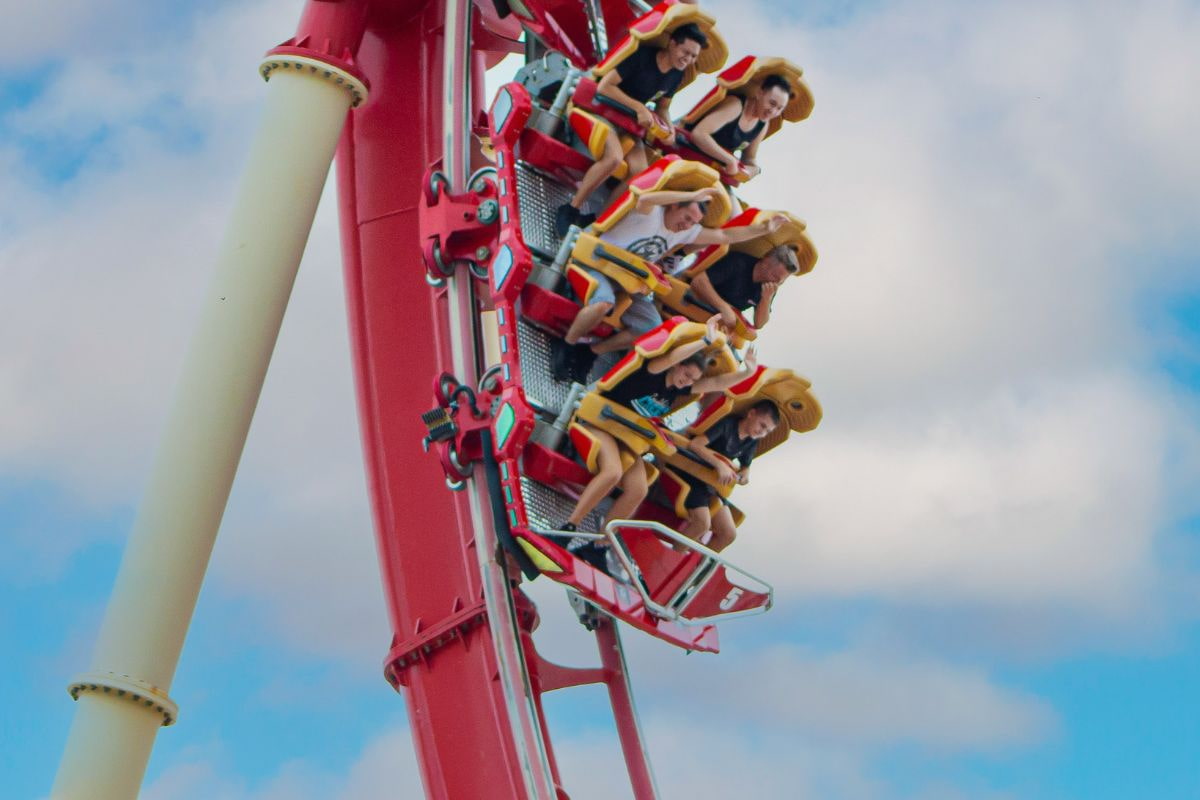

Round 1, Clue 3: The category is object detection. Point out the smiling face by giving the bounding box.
[666,37,702,71]
[755,85,791,121]
[667,362,704,389]
[664,201,705,232]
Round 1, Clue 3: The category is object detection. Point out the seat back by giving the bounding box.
[687,365,822,459]
[592,155,731,233]
[593,1,728,91]
[687,207,815,278]
[596,316,737,407]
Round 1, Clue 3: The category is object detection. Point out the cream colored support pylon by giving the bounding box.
[51,61,366,800]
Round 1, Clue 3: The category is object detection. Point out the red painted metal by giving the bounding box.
[312,0,762,795]
[336,2,559,794]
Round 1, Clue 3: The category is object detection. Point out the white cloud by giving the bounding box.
[140,727,422,800]
[740,373,1169,618]
[641,643,1055,751]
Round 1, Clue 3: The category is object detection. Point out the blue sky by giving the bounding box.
[3,1,1200,798]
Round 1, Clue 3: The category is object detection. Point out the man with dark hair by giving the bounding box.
[558,317,757,571]
[684,74,794,180]
[690,243,800,333]
[556,23,711,236]
[677,399,781,552]
[553,188,788,383]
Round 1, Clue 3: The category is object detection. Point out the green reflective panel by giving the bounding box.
[495,402,516,448]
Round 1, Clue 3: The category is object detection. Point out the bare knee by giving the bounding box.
[710,525,736,552]
[624,479,648,507]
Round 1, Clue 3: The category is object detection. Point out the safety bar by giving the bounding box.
[602,519,774,625]
[592,244,651,279]
[674,446,716,469]
[682,291,719,315]
[595,93,639,120]
[600,405,658,439]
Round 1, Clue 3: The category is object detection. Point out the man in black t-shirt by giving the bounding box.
[677,399,781,552]
[690,243,801,332]
[556,23,711,236]
[555,317,757,572]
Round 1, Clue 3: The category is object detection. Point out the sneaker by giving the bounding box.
[555,203,580,238]
[569,344,598,384]
[572,542,609,572]
[577,211,597,228]
[550,338,574,382]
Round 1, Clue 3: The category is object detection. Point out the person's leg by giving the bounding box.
[565,301,613,345]
[555,272,616,381]
[680,505,711,543]
[565,269,617,345]
[708,506,738,552]
[566,429,625,527]
[569,123,624,209]
[605,459,650,525]
[591,295,661,354]
[608,141,651,201]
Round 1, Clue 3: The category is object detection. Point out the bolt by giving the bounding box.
[476,199,500,225]
[475,246,491,261]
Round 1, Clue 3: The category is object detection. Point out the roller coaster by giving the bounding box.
[52,1,822,798]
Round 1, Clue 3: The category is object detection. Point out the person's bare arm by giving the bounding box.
[688,434,738,485]
[646,316,726,373]
[688,96,742,174]
[741,130,767,178]
[691,346,758,394]
[753,281,779,328]
[693,213,787,246]
[635,184,722,214]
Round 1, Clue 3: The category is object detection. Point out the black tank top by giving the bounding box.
[709,98,765,153]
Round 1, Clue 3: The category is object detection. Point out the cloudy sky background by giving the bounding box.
[3,0,1199,797]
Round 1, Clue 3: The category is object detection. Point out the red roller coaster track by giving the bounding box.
[339,2,666,796]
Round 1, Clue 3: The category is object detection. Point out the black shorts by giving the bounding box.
[680,474,717,510]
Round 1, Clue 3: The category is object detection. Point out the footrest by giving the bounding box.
[603,519,772,625]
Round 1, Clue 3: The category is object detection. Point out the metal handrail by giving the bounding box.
[602,519,774,625]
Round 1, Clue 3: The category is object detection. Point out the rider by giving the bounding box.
[555,23,711,237]
[559,317,757,567]
[553,187,788,383]
[684,74,793,181]
[689,243,800,333]
[678,400,780,552]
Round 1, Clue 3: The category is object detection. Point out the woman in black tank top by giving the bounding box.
[685,75,794,180]
[709,97,766,153]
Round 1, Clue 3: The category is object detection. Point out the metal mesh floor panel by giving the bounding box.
[515,162,573,260]
[520,476,604,533]
[516,319,573,414]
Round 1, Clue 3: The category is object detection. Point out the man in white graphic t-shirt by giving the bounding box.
[553,187,786,383]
